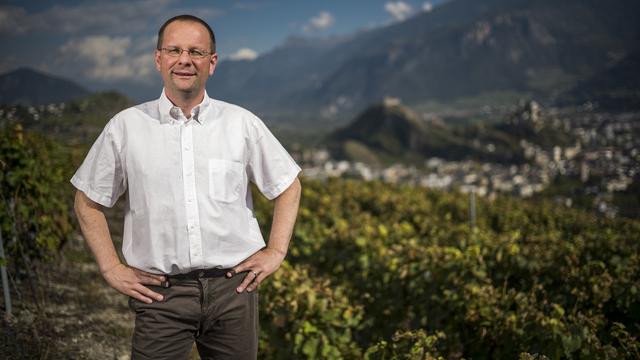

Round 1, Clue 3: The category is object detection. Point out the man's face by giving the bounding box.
[155,20,217,98]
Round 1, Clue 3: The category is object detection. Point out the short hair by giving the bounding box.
[157,15,216,53]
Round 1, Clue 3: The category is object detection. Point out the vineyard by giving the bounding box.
[257,179,640,359]
[1,127,639,359]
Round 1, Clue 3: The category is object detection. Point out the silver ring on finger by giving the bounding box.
[250,270,258,277]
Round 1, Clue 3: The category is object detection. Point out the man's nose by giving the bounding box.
[177,50,192,64]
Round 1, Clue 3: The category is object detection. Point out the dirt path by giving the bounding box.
[3,238,134,359]
[2,204,201,359]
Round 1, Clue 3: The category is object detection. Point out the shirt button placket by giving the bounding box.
[181,123,203,267]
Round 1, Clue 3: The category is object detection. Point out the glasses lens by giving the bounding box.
[166,47,182,56]
[162,47,208,58]
[189,49,207,58]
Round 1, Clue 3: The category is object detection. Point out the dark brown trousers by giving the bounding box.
[128,271,258,360]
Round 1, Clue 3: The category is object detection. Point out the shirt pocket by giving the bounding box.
[208,159,245,203]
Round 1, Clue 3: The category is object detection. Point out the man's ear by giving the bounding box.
[209,53,218,76]
[154,50,162,72]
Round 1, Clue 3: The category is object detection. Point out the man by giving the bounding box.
[72,14,301,359]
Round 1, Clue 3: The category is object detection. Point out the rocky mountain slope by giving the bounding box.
[209,0,640,121]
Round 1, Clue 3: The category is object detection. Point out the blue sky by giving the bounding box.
[0,0,446,93]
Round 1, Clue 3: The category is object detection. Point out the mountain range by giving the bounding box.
[0,68,89,106]
[208,0,640,122]
[1,0,639,124]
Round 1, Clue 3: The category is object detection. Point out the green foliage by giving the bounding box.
[2,121,637,359]
[0,125,74,274]
[253,178,640,359]
[259,261,363,359]
[364,330,446,360]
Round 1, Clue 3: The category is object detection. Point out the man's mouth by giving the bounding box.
[173,71,195,77]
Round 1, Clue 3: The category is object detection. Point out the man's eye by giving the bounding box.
[168,48,182,55]
[190,49,206,57]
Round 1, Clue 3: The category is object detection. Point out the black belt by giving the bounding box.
[168,268,231,280]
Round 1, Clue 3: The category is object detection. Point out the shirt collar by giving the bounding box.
[158,89,211,125]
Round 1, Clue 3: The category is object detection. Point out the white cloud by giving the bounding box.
[228,48,259,61]
[385,1,413,21]
[423,2,433,12]
[303,11,335,32]
[59,36,155,82]
[0,1,221,35]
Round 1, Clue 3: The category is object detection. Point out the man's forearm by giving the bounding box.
[267,177,302,256]
[74,190,121,274]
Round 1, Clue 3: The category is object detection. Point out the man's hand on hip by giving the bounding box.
[102,263,166,303]
[227,247,286,293]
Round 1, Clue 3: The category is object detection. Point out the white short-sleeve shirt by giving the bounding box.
[71,90,301,274]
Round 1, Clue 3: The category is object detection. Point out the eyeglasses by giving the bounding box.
[158,47,213,59]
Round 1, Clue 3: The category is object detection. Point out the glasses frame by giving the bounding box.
[158,47,214,59]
